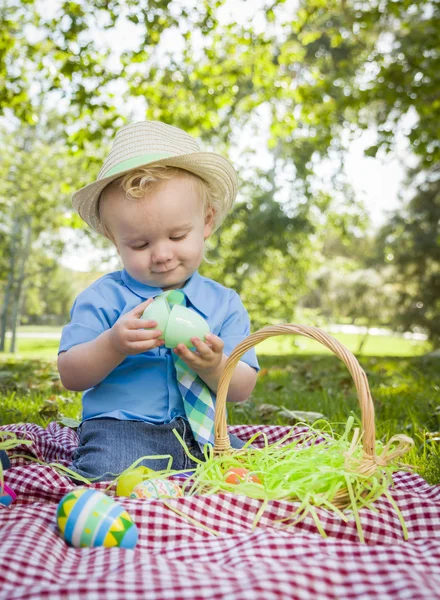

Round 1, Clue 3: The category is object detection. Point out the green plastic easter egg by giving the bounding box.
[141,296,170,335]
[116,466,154,497]
[164,304,210,349]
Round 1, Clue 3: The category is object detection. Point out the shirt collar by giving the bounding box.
[121,269,209,317]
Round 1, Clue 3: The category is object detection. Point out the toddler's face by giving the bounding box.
[100,174,213,290]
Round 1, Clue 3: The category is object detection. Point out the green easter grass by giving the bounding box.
[172,417,413,542]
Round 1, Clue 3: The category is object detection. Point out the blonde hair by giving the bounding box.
[99,165,229,239]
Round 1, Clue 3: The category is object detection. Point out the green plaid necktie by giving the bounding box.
[161,290,216,449]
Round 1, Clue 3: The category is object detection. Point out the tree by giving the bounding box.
[2,1,437,198]
[346,0,440,343]
[379,174,440,344]
[0,0,221,131]
[304,264,399,352]
[0,119,87,351]
[352,0,439,170]
[123,0,438,334]
[21,263,75,326]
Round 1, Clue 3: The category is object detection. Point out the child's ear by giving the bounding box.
[203,208,215,239]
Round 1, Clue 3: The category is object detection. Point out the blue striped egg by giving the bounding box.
[57,488,138,548]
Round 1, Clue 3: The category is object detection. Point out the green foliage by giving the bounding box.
[22,266,75,325]
[201,176,318,327]
[0,118,96,350]
[0,0,438,338]
[304,265,399,326]
[0,0,223,131]
[379,174,440,343]
[2,0,437,198]
[0,120,86,239]
[353,0,440,170]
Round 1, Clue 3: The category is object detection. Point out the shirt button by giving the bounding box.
[170,410,177,418]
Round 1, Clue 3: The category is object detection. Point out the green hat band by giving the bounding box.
[104,152,175,178]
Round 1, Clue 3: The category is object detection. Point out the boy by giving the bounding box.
[58,121,259,481]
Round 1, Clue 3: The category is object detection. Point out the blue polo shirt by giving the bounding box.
[59,269,259,424]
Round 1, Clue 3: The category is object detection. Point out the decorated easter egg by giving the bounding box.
[116,466,155,497]
[224,467,262,485]
[130,478,183,500]
[57,488,138,548]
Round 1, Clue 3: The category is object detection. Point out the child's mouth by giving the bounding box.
[153,265,178,275]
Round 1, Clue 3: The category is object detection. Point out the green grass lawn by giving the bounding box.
[16,325,64,333]
[4,330,431,360]
[5,339,61,360]
[1,335,439,484]
[259,333,431,357]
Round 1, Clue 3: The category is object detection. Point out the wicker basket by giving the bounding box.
[213,325,414,509]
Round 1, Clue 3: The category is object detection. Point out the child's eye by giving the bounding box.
[170,234,187,241]
[132,242,149,250]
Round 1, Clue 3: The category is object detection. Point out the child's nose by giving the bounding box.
[151,241,173,263]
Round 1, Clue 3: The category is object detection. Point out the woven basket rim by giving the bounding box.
[213,324,376,455]
[211,324,414,512]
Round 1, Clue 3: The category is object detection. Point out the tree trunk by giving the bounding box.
[356,320,373,354]
[10,218,33,353]
[9,285,26,354]
[356,329,370,354]
[0,218,21,352]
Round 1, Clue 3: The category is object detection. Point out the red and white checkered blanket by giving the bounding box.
[1,422,439,600]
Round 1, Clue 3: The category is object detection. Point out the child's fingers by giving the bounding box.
[130,298,154,318]
[190,338,213,359]
[131,318,158,329]
[175,345,199,364]
[204,333,224,352]
[129,329,163,343]
[130,339,164,353]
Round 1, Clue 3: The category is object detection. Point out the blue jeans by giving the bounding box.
[69,417,246,482]
[0,450,10,470]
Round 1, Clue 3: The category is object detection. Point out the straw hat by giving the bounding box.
[72,121,238,234]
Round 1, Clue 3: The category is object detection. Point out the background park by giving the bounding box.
[0,0,439,484]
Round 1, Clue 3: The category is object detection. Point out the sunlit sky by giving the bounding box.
[35,0,414,271]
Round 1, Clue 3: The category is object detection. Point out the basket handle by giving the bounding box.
[214,325,376,456]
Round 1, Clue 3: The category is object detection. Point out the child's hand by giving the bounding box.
[174,333,225,376]
[109,298,164,356]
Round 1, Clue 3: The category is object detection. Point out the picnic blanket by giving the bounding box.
[1,422,440,600]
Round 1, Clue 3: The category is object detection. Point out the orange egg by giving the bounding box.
[224,467,262,485]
